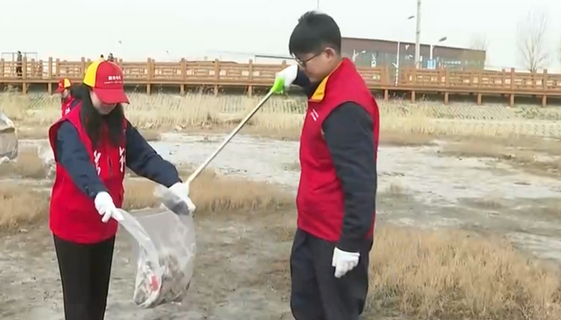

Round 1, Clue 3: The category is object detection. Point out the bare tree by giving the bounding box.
[458,34,488,68]
[469,34,489,51]
[517,11,549,72]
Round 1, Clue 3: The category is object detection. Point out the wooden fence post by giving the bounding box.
[509,68,515,107]
[542,69,548,107]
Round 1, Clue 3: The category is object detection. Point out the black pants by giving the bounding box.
[290,228,373,320]
[15,66,22,77]
[53,235,116,320]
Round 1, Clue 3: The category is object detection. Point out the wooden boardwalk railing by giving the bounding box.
[1,57,561,106]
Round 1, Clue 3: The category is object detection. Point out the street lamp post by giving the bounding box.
[352,50,366,62]
[414,0,421,68]
[429,36,447,60]
[394,15,415,85]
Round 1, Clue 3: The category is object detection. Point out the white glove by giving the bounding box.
[168,182,196,214]
[94,192,123,223]
[274,65,298,91]
[332,247,360,278]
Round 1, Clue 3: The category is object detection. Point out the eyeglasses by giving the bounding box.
[294,49,325,68]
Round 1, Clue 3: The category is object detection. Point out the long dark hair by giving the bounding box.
[72,84,125,148]
[68,83,81,97]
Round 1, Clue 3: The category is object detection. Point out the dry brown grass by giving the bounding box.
[189,171,293,214]
[368,226,561,320]
[283,161,300,171]
[509,197,561,221]
[16,126,161,141]
[123,179,161,210]
[0,163,295,230]
[17,127,49,140]
[380,131,436,146]
[139,129,161,141]
[0,184,49,231]
[5,92,561,147]
[460,197,507,211]
[263,217,561,320]
[0,148,47,179]
[440,136,561,177]
[531,198,561,220]
[123,168,294,214]
[382,183,407,197]
[0,150,558,320]
[377,183,413,206]
[3,92,561,319]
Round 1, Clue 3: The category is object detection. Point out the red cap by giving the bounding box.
[56,78,71,93]
[83,60,129,104]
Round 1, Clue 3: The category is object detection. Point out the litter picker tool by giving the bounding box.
[185,76,287,184]
[123,76,287,308]
[158,76,288,214]
[185,90,272,184]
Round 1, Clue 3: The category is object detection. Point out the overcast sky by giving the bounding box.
[1,0,560,71]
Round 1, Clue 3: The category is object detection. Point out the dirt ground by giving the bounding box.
[0,212,296,320]
[1,132,561,320]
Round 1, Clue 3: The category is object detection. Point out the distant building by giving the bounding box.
[341,37,486,71]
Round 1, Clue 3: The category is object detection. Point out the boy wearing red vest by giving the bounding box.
[49,60,195,320]
[56,78,79,117]
[274,11,379,320]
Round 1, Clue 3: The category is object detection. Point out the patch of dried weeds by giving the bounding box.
[246,255,291,299]
[16,127,48,140]
[283,161,300,171]
[0,184,49,231]
[530,198,561,220]
[189,170,294,215]
[440,136,561,177]
[383,183,407,197]
[262,217,561,320]
[0,149,47,179]
[8,92,561,146]
[377,183,413,205]
[139,129,161,141]
[509,197,561,221]
[16,127,161,142]
[262,210,297,242]
[123,179,161,210]
[369,225,561,320]
[123,169,294,214]
[459,197,507,211]
[380,131,436,147]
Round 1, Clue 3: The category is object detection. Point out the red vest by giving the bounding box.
[48,104,126,244]
[61,96,77,117]
[296,58,379,242]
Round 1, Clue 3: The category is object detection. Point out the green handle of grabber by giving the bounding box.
[270,76,286,94]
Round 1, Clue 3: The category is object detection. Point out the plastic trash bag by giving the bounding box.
[117,188,196,308]
[0,110,18,162]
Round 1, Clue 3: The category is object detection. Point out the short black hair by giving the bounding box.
[289,11,341,56]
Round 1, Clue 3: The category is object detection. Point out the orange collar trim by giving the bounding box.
[309,60,343,102]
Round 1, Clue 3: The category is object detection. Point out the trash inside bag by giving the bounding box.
[0,110,18,162]
[117,197,196,308]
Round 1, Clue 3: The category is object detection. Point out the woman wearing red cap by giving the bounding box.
[48,59,196,320]
[56,78,80,116]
